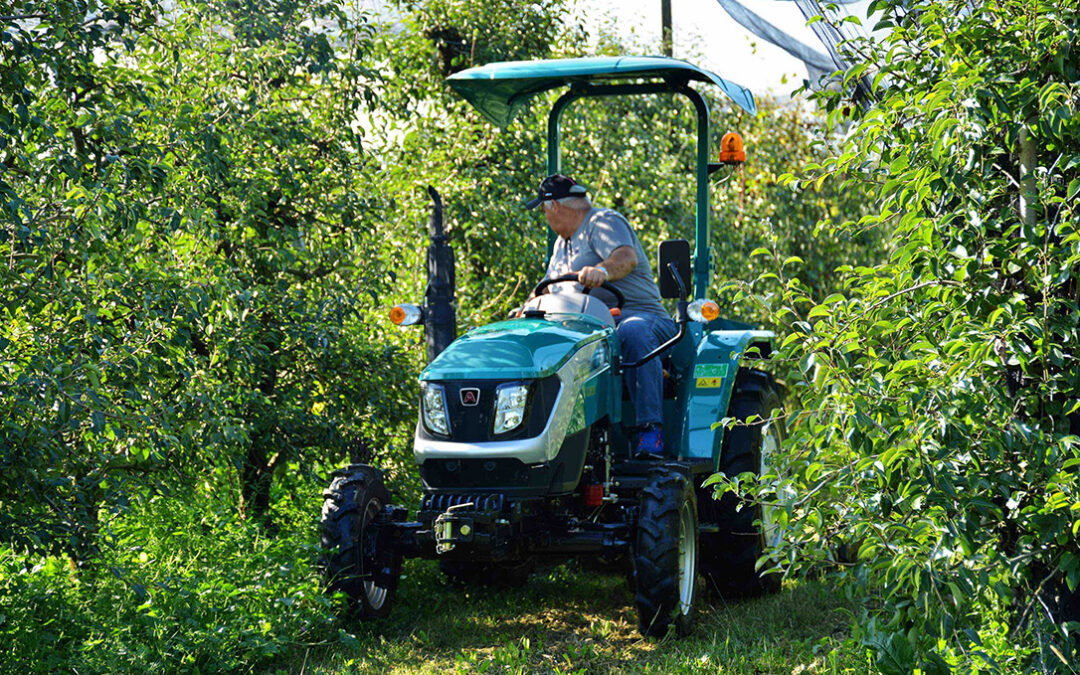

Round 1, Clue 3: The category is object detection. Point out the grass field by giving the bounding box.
[289,560,873,674]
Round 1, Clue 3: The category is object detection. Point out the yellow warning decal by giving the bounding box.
[696,377,725,388]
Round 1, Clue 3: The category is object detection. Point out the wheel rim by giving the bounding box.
[361,498,389,610]
[677,500,696,614]
[760,422,782,548]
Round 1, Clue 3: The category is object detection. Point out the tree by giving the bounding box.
[0,0,417,541]
[742,0,1080,669]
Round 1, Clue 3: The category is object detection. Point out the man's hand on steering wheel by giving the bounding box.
[531,274,625,310]
[577,265,608,289]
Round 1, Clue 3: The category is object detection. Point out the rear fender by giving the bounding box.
[678,329,775,469]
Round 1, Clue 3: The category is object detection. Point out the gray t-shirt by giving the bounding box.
[545,208,668,320]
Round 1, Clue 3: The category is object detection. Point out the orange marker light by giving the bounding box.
[718,131,746,165]
[688,298,721,322]
[389,303,424,326]
[700,301,720,321]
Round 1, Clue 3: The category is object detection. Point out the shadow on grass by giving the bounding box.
[297,560,868,674]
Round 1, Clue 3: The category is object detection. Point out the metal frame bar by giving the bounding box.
[546,80,712,299]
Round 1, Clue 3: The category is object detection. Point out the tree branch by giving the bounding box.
[829,279,963,349]
[284,265,331,282]
[1,14,48,21]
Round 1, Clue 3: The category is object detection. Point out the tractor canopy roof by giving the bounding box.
[446,56,756,127]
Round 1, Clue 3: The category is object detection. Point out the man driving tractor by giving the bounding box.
[325,57,781,638]
[526,173,677,457]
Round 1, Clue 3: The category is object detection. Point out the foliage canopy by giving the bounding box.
[726,0,1080,670]
[7,0,1076,671]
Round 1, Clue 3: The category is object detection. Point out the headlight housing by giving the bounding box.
[493,383,530,435]
[421,383,451,436]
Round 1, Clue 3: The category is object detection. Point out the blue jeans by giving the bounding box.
[617,312,677,427]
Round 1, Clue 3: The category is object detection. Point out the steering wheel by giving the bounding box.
[531,273,625,310]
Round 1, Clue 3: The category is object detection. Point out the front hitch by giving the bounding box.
[433,501,476,554]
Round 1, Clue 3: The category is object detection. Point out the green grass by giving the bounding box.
[290,561,872,674]
[1,476,873,673]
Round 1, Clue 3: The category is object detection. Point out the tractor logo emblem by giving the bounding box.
[460,388,480,406]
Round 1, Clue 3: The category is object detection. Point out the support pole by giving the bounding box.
[547,83,711,299]
[661,0,673,56]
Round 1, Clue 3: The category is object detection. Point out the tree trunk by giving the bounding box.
[239,433,275,529]
[239,328,279,528]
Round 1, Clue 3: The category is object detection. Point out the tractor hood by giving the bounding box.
[420,314,612,381]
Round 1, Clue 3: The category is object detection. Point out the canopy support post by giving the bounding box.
[545,93,575,256]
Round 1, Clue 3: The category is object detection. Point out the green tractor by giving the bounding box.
[320,56,786,637]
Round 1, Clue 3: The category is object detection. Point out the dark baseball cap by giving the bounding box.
[525,174,587,210]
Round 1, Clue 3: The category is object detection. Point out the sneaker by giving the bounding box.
[635,424,664,459]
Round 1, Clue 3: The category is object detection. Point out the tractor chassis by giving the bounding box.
[360,458,713,581]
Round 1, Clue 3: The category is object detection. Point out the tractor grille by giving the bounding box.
[420,457,531,490]
[421,492,505,514]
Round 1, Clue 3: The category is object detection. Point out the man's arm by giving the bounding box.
[578,245,636,288]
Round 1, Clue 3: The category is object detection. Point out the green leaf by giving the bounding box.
[1068,178,1080,201]
[875,633,915,675]
[701,473,725,487]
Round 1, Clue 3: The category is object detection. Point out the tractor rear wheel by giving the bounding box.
[699,369,784,599]
[632,466,698,637]
[320,465,401,619]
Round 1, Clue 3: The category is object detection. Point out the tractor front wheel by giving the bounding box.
[320,465,401,619]
[632,466,698,637]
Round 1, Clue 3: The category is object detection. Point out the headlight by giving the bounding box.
[421,383,451,435]
[493,383,529,435]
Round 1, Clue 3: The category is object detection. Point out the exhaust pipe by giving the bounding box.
[424,186,456,362]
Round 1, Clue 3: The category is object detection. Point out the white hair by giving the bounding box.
[543,195,592,211]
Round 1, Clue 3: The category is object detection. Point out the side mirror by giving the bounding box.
[658,239,691,300]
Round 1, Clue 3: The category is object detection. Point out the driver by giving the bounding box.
[526,174,677,457]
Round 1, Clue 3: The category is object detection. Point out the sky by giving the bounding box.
[353,0,866,98]
[569,0,831,96]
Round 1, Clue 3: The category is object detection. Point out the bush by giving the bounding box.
[0,472,341,672]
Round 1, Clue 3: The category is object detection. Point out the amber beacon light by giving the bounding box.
[718,131,745,165]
